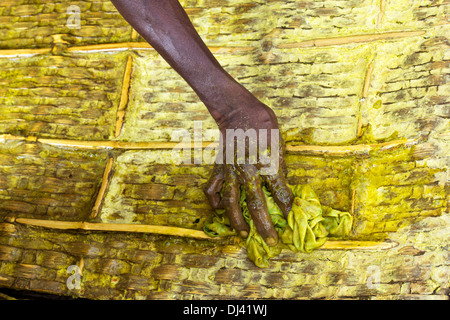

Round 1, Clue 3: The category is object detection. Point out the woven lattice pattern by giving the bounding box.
[0,0,448,299]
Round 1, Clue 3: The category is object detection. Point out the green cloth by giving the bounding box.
[204,184,353,268]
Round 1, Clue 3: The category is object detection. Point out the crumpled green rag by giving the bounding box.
[204,184,353,268]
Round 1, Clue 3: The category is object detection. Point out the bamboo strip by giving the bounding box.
[15,218,214,240]
[36,139,211,150]
[356,115,364,139]
[362,60,375,99]
[357,59,375,137]
[90,157,115,219]
[319,240,397,250]
[0,134,26,142]
[209,46,255,54]
[277,30,426,49]
[0,30,424,57]
[0,42,253,56]
[114,55,133,138]
[66,42,254,54]
[131,29,139,41]
[223,240,397,255]
[0,48,51,57]
[15,217,396,250]
[78,257,85,276]
[377,0,386,29]
[286,139,415,155]
[67,42,153,52]
[0,134,415,155]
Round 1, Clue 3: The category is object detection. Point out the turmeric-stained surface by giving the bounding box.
[0,0,449,299]
[0,52,127,140]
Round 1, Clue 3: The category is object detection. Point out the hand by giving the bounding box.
[204,94,294,246]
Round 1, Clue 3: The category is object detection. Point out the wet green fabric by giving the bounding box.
[204,184,353,268]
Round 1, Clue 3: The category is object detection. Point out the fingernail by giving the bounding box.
[240,230,248,238]
[265,236,277,246]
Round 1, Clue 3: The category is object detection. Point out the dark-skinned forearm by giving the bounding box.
[110,0,252,124]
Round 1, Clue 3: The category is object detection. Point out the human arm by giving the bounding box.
[110,0,294,245]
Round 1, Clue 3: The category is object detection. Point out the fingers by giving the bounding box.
[222,166,249,238]
[259,131,293,217]
[263,172,294,218]
[240,165,278,246]
[204,164,250,239]
[204,160,289,247]
[204,164,224,209]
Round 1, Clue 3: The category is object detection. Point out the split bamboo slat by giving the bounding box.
[356,59,375,137]
[376,0,386,28]
[14,217,398,250]
[15,217,216,240]
[276,30,427,49]
[90,157,115,219]
[114,55,133,138]
[0,30,426,57]
[0,134,416,156]
[0,43,255,57]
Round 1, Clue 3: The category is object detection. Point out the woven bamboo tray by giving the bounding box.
[0,0,448,300]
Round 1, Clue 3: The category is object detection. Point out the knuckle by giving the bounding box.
[203,184,213,195]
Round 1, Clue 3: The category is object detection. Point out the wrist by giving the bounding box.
[199,77,264,126]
